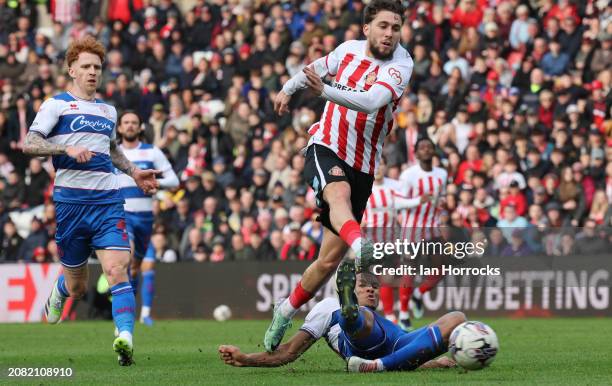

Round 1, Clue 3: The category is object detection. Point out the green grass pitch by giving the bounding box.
[1,318,611,385]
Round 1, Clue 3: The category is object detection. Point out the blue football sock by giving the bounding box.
[111,282,135,335]
[127,266,139,295]
[380,325,445,371]
[340,308,386,350]
[141,271,155,309]
[339,308,365,336]
[56,274,69,298]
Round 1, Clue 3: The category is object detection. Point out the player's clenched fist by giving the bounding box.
[66,145,95,163]
[218,345,247,367]
[133,168,161,194]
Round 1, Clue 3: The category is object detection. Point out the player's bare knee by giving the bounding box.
[437,311,467,340]
[317,256,342,274]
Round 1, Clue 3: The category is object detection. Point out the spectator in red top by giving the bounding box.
[482,70,501,106]
[500,181,528,217]
[538,90,555,129]
[544,0,580,27]
[280,222,302,261]
[451,0,483,29]
[455,145,483,185]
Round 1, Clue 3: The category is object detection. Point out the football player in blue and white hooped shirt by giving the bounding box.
[23,37,159,366]
[219,267,465,372]
[116,111,179,326]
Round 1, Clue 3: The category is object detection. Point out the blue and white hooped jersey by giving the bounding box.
[299,297,343,356]
[117,142,177,213]
[29,92,122,204]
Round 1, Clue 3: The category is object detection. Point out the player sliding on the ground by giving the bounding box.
[23,36,159,366]
[116,111,179,325]
[220,261,464,372]
[264,0,414,352]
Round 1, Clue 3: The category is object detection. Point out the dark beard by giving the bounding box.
[121,132,140,142]
[369,42,394,60]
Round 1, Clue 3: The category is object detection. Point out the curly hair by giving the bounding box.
[66,36,106,67]
[363,0,406,25]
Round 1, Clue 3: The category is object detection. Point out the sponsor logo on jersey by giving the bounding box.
[387,68,402,85]
[69,103,78,110]
[70,115,113,132]
[328,166,345,177]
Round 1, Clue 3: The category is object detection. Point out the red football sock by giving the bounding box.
[339,220,362,249]
[289,281,314,309]
[418,274,444,294]
[379,285,395,315]
[399,286,413,312]
[399,275,413,312]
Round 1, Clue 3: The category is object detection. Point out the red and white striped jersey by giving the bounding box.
[398,164,448,242]
[362,179,404,243]
[308,40,413,175]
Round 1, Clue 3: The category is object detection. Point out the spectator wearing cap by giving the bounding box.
[280,222,302,261]
[500,180,528,217]
[541,38,570,76]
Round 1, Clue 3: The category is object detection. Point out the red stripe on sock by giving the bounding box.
[399,275,413,312]
[289,281,314,309]
[339,220,362,246]
[379,285,395,315]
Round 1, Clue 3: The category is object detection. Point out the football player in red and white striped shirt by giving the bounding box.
[362,158,433,326]
[264,0,414,353]
[397,137,448,328]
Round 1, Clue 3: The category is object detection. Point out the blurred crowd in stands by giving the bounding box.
[0,0,610,263]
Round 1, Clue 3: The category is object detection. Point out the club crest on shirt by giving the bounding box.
[365,71,377,87]
[328,166,345,177]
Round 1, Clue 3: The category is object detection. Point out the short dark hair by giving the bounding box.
[363,0,405,25]
[414,136,435,151]
[118,110,142,125]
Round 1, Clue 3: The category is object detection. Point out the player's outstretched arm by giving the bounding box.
[219,331,316,367]
[23,131,94,162]
[110,139,160,194]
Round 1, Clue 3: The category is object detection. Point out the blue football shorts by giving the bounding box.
[55,202,131,268]
[124,211,154,260]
